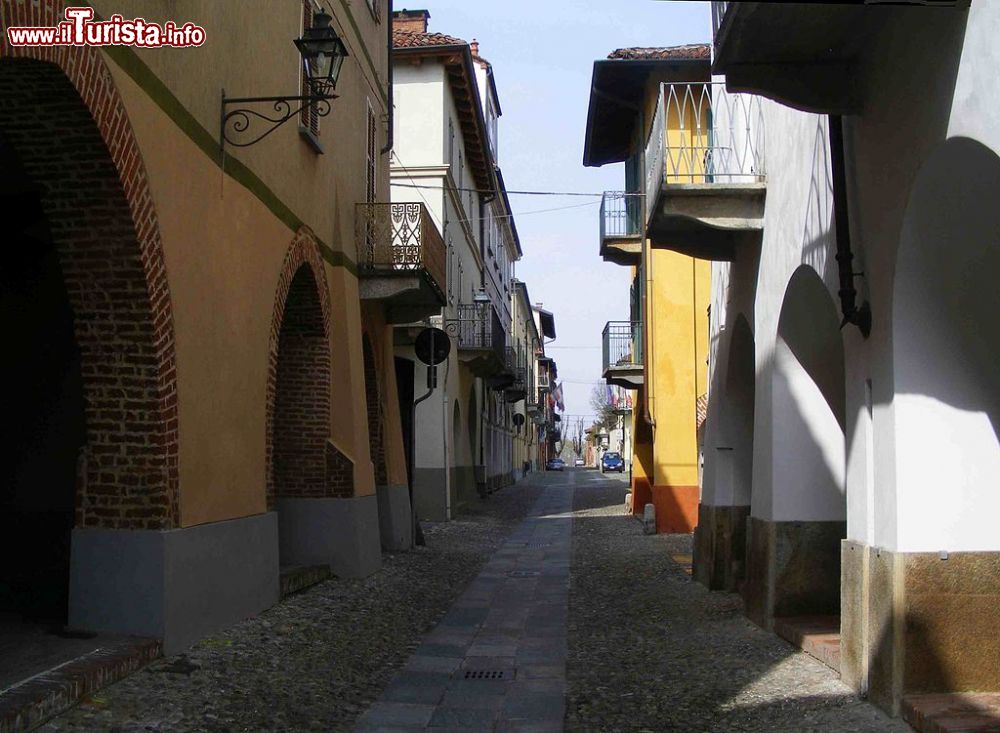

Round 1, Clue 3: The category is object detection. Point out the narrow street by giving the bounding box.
[40,471,905,732]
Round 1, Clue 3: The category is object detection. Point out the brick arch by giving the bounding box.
[265,229,336,509]
[1,10,178,529]
[361,332,387,486]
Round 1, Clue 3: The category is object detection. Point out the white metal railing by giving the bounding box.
[644,82,765,218]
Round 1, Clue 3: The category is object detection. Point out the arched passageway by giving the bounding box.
[0,56,176,630]
[695,315,756,592]
[746,265,845,627]
[267,260,332,567]
[884,136,1000,696]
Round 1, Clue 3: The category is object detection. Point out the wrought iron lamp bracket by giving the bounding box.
[220,87,337,150]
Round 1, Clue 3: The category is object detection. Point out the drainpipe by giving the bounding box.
[380,0,393,155]
[828,115,872,338]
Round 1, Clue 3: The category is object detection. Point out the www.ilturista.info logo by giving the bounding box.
[6,7,206,48]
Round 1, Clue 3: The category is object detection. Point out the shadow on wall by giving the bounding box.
[893,136,1000,505]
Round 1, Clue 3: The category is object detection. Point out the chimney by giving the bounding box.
[470,39,480,58]
[392,8,430,34]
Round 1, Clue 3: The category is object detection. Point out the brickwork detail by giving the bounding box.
[266,229,343,508]
[1,3,179,530]
[325,441,355,499]
[362,333,388,486]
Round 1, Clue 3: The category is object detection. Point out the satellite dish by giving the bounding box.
[414,327,451,366]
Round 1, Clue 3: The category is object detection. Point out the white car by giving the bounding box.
[574,458,585,467]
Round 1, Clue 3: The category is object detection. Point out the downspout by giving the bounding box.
[380,0,393,155]
[828,115,872,338]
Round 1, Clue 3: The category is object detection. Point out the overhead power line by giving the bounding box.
[391,182,645,198]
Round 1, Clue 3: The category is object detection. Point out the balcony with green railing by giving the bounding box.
[599,191,644,266]
[602,321,644,390]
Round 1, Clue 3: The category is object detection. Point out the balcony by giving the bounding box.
[711,1,967,114]
[503,365,527,403]
[602,321,644,390]
[447,303,506,377]
[643,82,765,261]
[599,191,643,266]
[356,202,447,323]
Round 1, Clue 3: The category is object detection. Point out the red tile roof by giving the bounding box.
[393,29,467,49]
[607,44,711,61]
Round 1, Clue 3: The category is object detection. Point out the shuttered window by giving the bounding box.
[300,1,320,136]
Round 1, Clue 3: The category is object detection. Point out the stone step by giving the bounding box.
[773,615,841,674]
[0,637,161,733]
[903,693,1000,733]
[279,564,331,599]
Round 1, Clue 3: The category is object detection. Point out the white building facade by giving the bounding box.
[696,0,999,716]
[390,10,523,520]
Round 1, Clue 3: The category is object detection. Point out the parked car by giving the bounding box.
[574,458,585,467]
[545,457,565,471]
[601,451,625,473]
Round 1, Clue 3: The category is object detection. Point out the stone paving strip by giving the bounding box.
[0,637,161,733]
[40,481,544,733]
[355,472,574,733]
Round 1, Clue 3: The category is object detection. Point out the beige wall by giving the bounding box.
[93,0,390,525]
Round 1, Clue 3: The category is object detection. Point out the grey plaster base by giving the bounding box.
[277,496,382,579]
[376,484,413,551]
[68,512,279,655]
[413,467,449,522]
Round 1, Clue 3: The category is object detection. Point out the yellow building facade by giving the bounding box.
[587,45,712,533]
[0,0,409,655]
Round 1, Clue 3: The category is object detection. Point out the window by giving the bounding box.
[366,100,377,204]
[447,234,455,303]
[448,118,454,166]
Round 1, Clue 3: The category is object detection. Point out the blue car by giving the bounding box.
[601,451,624,473]
[545,458,565,472]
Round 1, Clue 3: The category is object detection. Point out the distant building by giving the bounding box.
[389,9,544,520]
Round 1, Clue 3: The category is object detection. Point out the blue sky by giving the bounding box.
[413,0,711,422]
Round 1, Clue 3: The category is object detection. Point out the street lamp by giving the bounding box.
[221,8,349,149]
[294,10,348,97]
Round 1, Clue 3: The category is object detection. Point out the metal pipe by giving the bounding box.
[380,0,393,155]
[828,114,872,338]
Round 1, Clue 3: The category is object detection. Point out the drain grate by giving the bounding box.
[507,570,541,578]
[463,668,511,680]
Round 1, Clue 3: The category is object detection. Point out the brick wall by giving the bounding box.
[272,268,329,498]
[362,333,387,486]
[1,9,178,530]
[266,229,355,504]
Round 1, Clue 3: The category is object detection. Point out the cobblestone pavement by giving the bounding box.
[566,471,912,733]
[355,472,573,732]
[40,480,544,733]
[40,471,915,732]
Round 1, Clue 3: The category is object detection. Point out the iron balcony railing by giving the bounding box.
[355,202,447,299]
[448,303,505,356]
[602,321,643,373]
[600,191,644,242]
[644,82,766,218]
